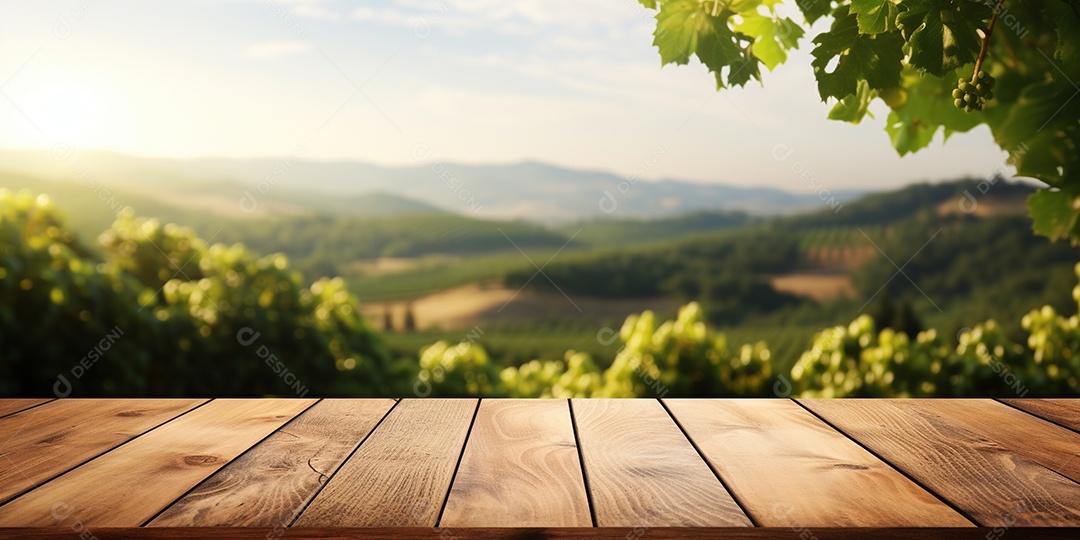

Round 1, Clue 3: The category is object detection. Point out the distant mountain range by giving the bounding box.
[0,149,865,222]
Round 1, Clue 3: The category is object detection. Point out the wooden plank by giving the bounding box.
[293,398,476,527]
[0,398,313,527]
[900,399,1080,484]
[664,399,971,527]
[571,399,751,527]
[147,399,394,528]
[2,529,1080,540]
[440,399,591,527]
[802,399,1080,527]
[0,399,51,419]
[1002,399,1080,433]
[0,398,205,504]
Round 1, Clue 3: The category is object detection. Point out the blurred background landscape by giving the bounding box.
[4,154,1076,398]
[2,1,1077,397]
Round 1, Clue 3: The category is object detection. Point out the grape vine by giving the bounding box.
[638,0,1080,242]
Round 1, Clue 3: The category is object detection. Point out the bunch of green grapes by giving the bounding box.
[1021,304,1080,394]
[600,303,773,397]
[417,340,498,396]
[789,316,876,398]
[499,351,601,398]
[790,315,957,397]
[953,70,995,112]
[499,359,566,398]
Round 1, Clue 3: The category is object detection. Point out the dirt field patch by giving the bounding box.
[771,272,855,301]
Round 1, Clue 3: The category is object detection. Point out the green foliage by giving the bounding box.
[500,351,603,398]
[784,179,1032,228]
[506,230,799,303]
[6,188,1080,399]
[789,263,1080,397]
[852,214,1080,327]
[1020,304,1080,394]
[895,0,989,76]
[429,273,1080,398]
[417,340,499,396]
[497,303,773,398]
[0,190,391,397]
[564,211,750,247]
[649,0,806,88]
[0,191,155,395]
[640,0,1080,242]
[790,315,956,397]
[200,214,570,284]
[811,5,905,100]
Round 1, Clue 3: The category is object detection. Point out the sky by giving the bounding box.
[0,0,1013,192]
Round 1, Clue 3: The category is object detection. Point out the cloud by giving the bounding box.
[243,40,313,59]
[245,0,343,22]
[351,6,416,27]
[349,0,651,36]
[289,2,342,22]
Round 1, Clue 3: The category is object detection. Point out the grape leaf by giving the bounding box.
[829,80,874,123]
[1029,190,1080,242]
[654,0,704,65]
[884,68,979,155]
[638,0,658,9]
[851,0,898,34]
[897,0,990,77]
[796,0,835,24]
[986,78,1080,188]
[885,109,934,154]
[735,13,805,70]
[775,16,803,49]
[1012,129,1079,187]
[652,0,791,87]
[723,53,762,87]
[1047,0,1080,75]
[811,6,905,101]
[696,18,760,87]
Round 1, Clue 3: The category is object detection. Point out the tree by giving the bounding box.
[637,0,1080,241]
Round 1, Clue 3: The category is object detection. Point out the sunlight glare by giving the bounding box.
[21,71,133,148]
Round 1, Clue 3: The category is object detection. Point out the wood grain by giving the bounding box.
[0,399,50,419]
[2,527,1079,540]
[1,397,1078,535]
[664,399,971,527]
[293,398,477,527]
[571,399,750,527]
[440,399,591,527]
[898,399,1080,483]
[1002,399,1080,433]
[147,399,394,527]
[0,398,313,527]
[0,399,205,504]
[801,399,1080,527]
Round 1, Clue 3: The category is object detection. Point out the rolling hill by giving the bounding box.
[0,149,864,222]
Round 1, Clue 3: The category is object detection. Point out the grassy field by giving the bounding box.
[719,323,822,374]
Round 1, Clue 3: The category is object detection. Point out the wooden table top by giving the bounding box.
[0,398,1077,539]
